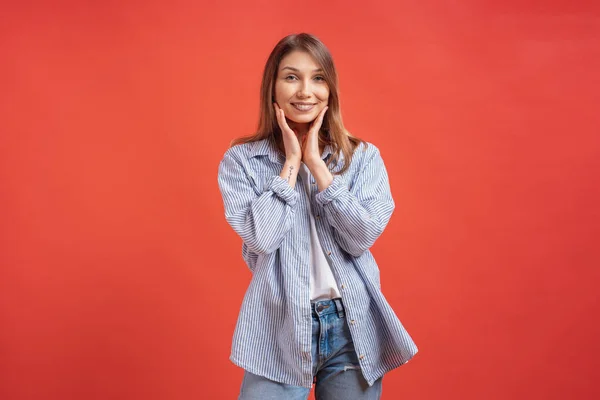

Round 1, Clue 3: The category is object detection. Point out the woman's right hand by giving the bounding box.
[273,103,301,163]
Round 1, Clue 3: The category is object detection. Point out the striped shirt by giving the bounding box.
[217,138,418,388]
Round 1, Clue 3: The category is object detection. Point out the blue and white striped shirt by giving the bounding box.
[217,138,418,388]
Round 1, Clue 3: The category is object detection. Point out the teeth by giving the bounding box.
[293,104,315,110]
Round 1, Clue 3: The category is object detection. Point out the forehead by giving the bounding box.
[278,50,321,71]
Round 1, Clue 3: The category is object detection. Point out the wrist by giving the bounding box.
[285,157,302,168]
[309,160,334,192]
[303,155,324,169]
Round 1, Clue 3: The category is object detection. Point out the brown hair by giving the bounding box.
[230,32,365,174]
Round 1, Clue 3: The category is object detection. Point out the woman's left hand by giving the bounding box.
[301,106,329,168]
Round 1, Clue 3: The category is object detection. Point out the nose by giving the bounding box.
[297,79,313,98]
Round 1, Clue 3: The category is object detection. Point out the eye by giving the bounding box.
[284,75,325,81]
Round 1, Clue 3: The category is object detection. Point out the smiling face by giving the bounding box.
[273,50,330,134]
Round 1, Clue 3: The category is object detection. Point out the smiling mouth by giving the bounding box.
[292,103,316,111]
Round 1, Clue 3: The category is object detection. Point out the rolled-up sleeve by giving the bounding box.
[218,151,299,255]
[315,145,395,257]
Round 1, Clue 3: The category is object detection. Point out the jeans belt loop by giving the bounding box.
[333,298,344,318]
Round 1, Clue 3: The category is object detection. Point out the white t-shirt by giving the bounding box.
[298,162,341,301]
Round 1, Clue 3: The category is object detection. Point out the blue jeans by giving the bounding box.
[238,298,383,400]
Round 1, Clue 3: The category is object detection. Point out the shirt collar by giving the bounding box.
[249,139,340,164]
[249,139,282,164]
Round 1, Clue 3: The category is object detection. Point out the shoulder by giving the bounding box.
[222,140,258,161]
[221,138,272,166]
[351,140,383,165]
[356,140,379,154]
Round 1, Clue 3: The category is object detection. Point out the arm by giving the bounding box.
[218,151,300,255]
[314,145,395,257]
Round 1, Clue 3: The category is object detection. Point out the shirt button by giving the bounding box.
[316,215,320,219]
[341,284,346,289]
[359,354,365,360]
[350,319,356,325]
[327,251,332,255]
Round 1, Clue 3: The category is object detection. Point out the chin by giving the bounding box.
[290,117,316,125]
[290,111,319,120]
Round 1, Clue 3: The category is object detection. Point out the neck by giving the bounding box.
[288,121,310,137]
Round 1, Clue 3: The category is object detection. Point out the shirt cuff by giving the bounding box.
[265,175,299,206]
[315,174,348,205]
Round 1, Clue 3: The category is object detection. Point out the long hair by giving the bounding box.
[231,33,365,174]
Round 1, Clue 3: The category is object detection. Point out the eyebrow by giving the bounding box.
[280,66,324,73]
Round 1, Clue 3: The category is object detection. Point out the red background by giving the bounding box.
[1,1,599,399]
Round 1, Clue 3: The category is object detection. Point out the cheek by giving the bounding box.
[318,88,330,101]
[274,87,290,102]
[273,82,283,97]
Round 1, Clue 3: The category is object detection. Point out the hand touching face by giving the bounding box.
[273,102,328,166]
[299,105,328,166]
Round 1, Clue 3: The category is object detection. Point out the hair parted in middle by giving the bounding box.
[231,32,365,174]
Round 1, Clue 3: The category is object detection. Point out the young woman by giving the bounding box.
[218,33,418,400]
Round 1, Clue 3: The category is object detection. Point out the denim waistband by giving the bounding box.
[311,298,345,318]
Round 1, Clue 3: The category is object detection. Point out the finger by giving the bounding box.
[273,104,287,132]
[273,103,280,123]
[318,106,329,122]
[278,110,294,136]
[309,106,329,133]
[273,103,284,122]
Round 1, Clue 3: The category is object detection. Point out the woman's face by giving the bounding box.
[273,50,330,132]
